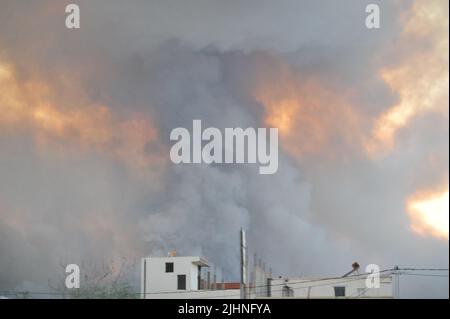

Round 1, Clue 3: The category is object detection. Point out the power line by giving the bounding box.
[203,272,395,299]
[0,268,396,298]
[397,268,449,271]
[400,272,449,277]
[0,267,447,299]
[348,272,394,298]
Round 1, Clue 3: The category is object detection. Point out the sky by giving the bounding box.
[0,0,448,298]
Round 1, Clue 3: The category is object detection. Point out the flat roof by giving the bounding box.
[143,256,210,267]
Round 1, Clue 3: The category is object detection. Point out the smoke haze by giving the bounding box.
[0,0,448,297]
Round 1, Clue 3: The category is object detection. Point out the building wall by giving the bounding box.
[141,256,201,297]
[267,275,393,299]
[147,289,241,299]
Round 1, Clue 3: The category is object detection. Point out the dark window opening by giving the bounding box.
[165,262,174,273]
[177,274,186,290]
[334,286,346,297]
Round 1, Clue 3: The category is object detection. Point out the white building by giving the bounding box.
[141,255,394,299]
[141,255,240,299]
[266,274,394,299]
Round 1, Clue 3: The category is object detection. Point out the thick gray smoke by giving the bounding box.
[0,0,448,297]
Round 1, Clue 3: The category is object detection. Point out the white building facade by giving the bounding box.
[141,256,240,299]
[141,256,394,299]
[266,274,394,299]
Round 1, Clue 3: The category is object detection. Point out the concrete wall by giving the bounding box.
[146,289,241,299]
[267,274,393,299]
[141,256,201,296]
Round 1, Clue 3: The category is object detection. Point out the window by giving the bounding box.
[165,262,174,273]
[334,286,346,297]
[177,274,186,290]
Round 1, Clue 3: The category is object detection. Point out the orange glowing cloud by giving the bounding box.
[0,61,166,171]
[255,79,364,161]
[407,187,449,240]
[366,0,449,157]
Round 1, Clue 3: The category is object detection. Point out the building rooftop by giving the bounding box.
[143,255,210,267]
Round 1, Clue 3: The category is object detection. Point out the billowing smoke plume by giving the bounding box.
[0,0,448,297]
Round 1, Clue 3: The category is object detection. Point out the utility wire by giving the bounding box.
[400,272,449,277]
[0,269,396,298]
[0,267,447,298]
